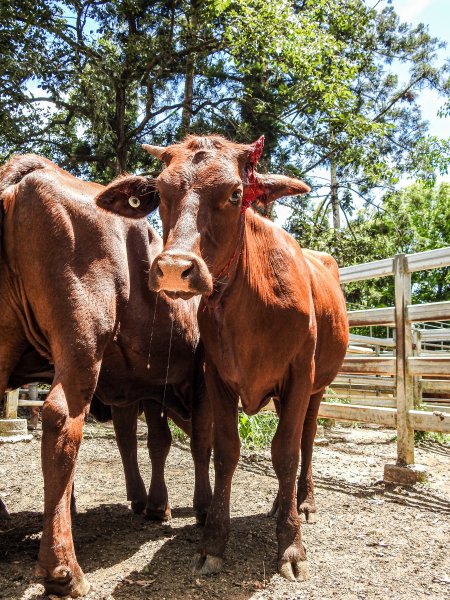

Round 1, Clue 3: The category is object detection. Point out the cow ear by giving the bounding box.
[244,173,310,206]
[95,175,159,218]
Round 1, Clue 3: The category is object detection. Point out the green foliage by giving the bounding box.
[168,419,189,444]
[238,411,278,450]
[288,181,450,313]
[1,0,448,192]
[414,430,450,445]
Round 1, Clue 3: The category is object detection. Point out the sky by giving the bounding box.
[393,0,450,138]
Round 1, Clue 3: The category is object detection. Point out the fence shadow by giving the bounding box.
[239,454,450,516]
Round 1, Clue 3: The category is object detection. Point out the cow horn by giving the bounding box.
[142,144,166,160]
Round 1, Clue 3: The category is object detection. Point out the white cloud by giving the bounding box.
[394,0,437,23]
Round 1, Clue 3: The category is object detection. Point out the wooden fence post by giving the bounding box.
[4,389,19,419]
[412,329,422,409]
[394,254,415,465]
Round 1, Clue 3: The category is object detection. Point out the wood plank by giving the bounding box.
[4,389,19,420]
[407,301,450,323]
[17,400,45,407]
[348,333,396,348]
[408,357,450,377]
[406,247,450,273]
[339,258,394,283]
[318,402,397,427]
[332,375,395,389]
[341,357,396,375]
[394,254,414,465]
[409,409,450,434]
[421,379,450,393]
[347,307,395,327]
[418,329,450,342]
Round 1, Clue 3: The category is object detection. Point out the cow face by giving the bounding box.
[95,137,310,300]
[146,135,310,299]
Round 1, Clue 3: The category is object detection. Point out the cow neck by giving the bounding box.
[201,213,245,312]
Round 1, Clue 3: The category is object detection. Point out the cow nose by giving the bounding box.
[149,251,213,296]
[156,255,195,281]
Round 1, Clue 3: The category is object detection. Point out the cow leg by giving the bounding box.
[297,390,323,524]
[192,370,239,575]
[271,371,313,582]
[190,387,213,525]
[37,361,101,598]
[143,401,172,521]
[111,403,147,514]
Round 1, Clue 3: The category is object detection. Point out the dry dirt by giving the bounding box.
[0,421,449,600]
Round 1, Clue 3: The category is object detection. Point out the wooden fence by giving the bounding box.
[318,247,450,466]
[3,247,450,467]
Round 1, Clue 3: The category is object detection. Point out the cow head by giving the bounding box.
[148,135,310,299]
[95,136,310,299]
[95,175,160,219]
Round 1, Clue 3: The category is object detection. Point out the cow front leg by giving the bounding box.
[190,386,212,525]
[37,365,100,598]
[111,403,147,514]
[143,401,172,521]
[272,379,313,582]
[297,391,323,524]
[192,371,239,575]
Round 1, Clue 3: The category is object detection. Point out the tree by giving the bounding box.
[287,181,450,309]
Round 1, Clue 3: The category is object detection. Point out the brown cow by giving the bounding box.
[0,155,212,597]
[95,134,348,582]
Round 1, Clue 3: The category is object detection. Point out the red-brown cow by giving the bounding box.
[95,135,348,582]
[0,155,212,597]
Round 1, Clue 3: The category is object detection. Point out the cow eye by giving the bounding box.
[128,196,140,208]
[229,190,242,205]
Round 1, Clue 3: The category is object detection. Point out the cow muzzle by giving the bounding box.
[149,251,213,298]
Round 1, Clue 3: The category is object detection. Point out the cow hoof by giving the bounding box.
[191,553,223,576]
[145,505,172,522]
[299,504,317,524]
[278,557,309,582]
[131,500,146,515]
[37,565,90,598]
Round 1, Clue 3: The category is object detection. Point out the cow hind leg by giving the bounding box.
[111,403,147,514]
[143,401,172,521]
[297,390,323,524]
[271,368,314,582]
[37,358,101,598]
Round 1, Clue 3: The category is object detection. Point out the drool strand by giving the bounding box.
[146,291,160,370]
[161,305,175,418]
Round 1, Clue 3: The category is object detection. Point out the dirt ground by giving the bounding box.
[0,421,449,600]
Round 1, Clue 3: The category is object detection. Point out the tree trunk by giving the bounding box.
[180,0,199,134]
[115,85,127,174]
[330,159,340,258]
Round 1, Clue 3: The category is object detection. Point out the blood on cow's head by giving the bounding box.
[143,135,310,299]
[94,175,160,219]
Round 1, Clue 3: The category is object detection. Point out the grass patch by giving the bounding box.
[238,411,278,450]
[168,420,189,444]
[414,430,450,444]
